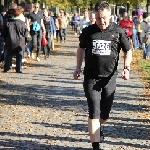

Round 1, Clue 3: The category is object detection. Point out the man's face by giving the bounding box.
[34,5,39,11]
[60,11,64,16]
[95,9,111,30]
[83,11,88,18]
[90,14,96,23]
[123,12,128,19]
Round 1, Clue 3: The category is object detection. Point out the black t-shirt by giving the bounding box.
[79,22,131,77]
[29,11,43,26]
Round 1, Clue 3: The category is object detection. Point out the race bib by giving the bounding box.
[92,40,111,55]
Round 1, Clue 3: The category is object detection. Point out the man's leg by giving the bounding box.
[64,28,67,41]
[84,77,102,149]
[31,32,37,59]
[48,35,52,57]
[60,29,63,42]
[15,50,23,73]
[3,49,13,72]
[100,74,117,145]
[84,75,117,149]
[51,34,54,50]
[37,30,42,60]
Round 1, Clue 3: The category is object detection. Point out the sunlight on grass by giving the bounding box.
[131,50,150,94]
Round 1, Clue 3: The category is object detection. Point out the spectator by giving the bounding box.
[58,10,68,43]
[43,8,56,59]
[80,10,90,33]
[145,19,150,58]
[55,14,60,42]
[132,12,139,49]
[89,12,96,25]
[19,6,30,62]
[119,12,134,49]
[28,3,46,61]
[3,6,28,73]
[136,15,143,49]
[1,3,17,67]
[140,14,147,59]
[72,12,80,35]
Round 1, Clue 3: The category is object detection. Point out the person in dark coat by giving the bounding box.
[3,6,28,73]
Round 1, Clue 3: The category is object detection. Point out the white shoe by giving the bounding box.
[36,57,40,61]
[12,64,16,68]
[31,53,35,59]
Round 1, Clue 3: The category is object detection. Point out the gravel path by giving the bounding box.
[0,28,149,150]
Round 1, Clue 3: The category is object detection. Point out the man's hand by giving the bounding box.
[43,30,46,33]
[121,69,130,80]
[73,68,81,80]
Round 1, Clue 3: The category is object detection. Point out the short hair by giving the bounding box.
[95,1,111,12]
[34,3,40,6]
[9,3,17,9]
[89,12,95,18]
[13,6,23,17]
[60,10,64,13]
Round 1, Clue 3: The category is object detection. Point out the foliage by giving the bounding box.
[25,0,147,10]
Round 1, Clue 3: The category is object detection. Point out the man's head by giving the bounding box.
[89,12,96,24]
[123,12,128,20]
[83,10,89,18]
[33,3,40,12]
[94,1,111,29]
[12,6,23,17]
[74,12,78,16]
[9,3,17,9]
[60,10,65,16]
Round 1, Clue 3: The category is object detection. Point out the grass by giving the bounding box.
[131,49,150,121]
[132,50,150,90]
[140,59,150,87]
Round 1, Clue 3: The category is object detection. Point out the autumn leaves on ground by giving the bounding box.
[131,49,150,121]
[0,45,149,124]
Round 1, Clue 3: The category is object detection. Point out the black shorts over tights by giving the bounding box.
[83,74,117,120]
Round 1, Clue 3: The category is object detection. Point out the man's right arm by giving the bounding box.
[73,27,87,80]
[73,46,84,80]
[76,46,84,70]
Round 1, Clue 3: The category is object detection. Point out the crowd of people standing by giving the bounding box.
[71,8,150,59]
[0,3,71,73]
[0,3,149,73]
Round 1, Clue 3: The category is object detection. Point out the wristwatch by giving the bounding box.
[124,66,130,71]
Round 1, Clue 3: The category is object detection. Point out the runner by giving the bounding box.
[73,1,132,150]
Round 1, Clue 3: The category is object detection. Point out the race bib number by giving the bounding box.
[92,40,111,55]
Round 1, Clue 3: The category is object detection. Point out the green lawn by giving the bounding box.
[140,59,150,85]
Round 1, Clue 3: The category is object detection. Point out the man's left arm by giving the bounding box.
[41,19,46,32]
[119,28,133,80]
[124,49,132,67]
